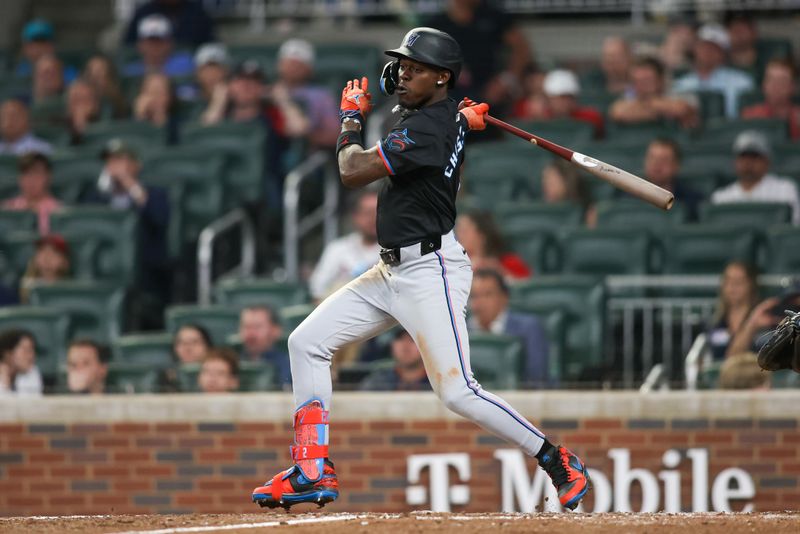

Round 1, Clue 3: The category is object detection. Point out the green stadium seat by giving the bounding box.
[215,278,309,309]
[180,122,267,206]
[766,225,800,274]
[28,281,126,343]
[0,306,68,380]
[699,118,788,147]
[504,228,560,274]
[0,210,37,234]
[773,144,800,179]
[113,332,174,367]
[279,303,315,332]
[662,225,759,274]
[314,44,382,89]
[30,97,64,123]
[699,202,792,227]
[695,90,726,122]
[81,120,166,151]
[559,228,657,275]
[675,171,722,199]
[507,306,566,385]
[0,231,38,287]
[228,45,280,76]
[49,207,138,285]
[165,305,240,347]
[737,90,763,112]
[467,332,523,390]
[33,123,70,146]
[511,119,595,146]
[509,275,605,381]
[175,361,277,392]
[49,153,104,203]
[606,121,683,146]
[142,147,225,244]
[595,198,687,228]
[105,362,162,393]
[581,90,617,115]
[681,147,736,182]
[494,201,583,234]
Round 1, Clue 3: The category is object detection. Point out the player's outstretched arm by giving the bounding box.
[336,77,388,188]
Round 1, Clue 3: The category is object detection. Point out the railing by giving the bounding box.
[607,274,795,390]
[197,208,256,306]
[283,151,339,282]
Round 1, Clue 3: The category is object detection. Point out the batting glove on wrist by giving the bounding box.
[458,97,489,131]
[340,77,372,125]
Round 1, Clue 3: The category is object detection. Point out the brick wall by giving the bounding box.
[0,392,798,515]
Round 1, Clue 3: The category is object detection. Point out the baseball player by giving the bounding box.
[252,28,590,511]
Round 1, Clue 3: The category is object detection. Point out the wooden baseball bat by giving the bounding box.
[485,115,674,211]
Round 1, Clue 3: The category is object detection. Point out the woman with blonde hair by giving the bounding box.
[706,261,760,361]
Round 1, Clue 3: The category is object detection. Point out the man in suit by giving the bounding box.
[468,268,551,387]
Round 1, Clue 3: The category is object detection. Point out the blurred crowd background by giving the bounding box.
[1,0,799,397]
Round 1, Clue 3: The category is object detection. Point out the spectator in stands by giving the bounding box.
[15,19,78,82]
[468,269,551,387]
[124,0,215,49]
[123,14,194,78]
[724,12,761,78]
[64,78,101,145]
[511,64,548,119]
[456,210,531,280]
[275,38,340,148]
[0,100,52,156]
[540,160,596,227]
[641,138,703,220]
[66,339,109,395]
[673,24,754,118]
[309,189,380,301]
[719,352,770,390]
[711,130,800,224]
[609,57,699,129]
[87,139,170,322]
[582,37,632,96]
[173,324,213,364]
[2,152,61,234]
[359,330,431,391]
[134,73,179,143]
[742,58,800,140]
[726,284,800,358]
[516,69,604,138]
[0,329,43,396]
[18,234,71,304]
[659,16,696,74]
[31,54,66,108]
[83,55,128,119]
[426,0,533,111]
[190,43,229,105]
[198,347,240,393]
[239,306,290,388]
[706,261,760,361]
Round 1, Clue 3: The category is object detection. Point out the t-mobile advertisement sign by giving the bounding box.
[407,449,755,513]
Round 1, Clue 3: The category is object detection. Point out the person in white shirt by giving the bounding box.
[309,189,381,301]
[0,99,52,156]
[711,130,800,224]
[672,24,754,118]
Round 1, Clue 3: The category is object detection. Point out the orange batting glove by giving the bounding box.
[340,77,372,124]
[458,98,489,131]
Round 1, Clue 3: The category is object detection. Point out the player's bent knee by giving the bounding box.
[438,384,472,415]
[287,328,310,359]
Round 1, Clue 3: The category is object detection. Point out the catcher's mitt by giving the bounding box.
[757,310,800,373]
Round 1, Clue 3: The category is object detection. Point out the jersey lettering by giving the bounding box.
[444,125,465,179]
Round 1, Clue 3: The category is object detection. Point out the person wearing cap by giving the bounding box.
[710,130,800,224]
[359,330,432,391]
[18,234,71,304]
[15,19,78,82]
[275,38,340,148]
[123,0,214,49]
[2,152,61,234]
[742,58,800,140]
[191,43,229,104]
[0,99,52,156]
[123,14,194,78]
[85,139,171,323]
[673,23,754,118]
[517,69,604,138]
[609,57,699,129]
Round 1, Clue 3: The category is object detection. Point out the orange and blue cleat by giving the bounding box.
[539,445,591,511]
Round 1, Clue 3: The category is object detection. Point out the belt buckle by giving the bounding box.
[380,248,400,266]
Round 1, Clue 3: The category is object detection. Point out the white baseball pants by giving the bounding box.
[288,230,547,457]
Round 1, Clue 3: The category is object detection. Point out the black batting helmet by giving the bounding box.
[385,27,462,88]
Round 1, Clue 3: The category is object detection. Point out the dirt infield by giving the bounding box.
[1,511,799,534]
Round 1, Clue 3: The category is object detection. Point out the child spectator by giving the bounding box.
[198,347,239,393]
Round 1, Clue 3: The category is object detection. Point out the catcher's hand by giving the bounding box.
[757,309,800,373]
[340,77,372,124]
[458,97,489,131]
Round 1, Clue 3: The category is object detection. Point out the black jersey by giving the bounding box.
[375,98,468,248]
